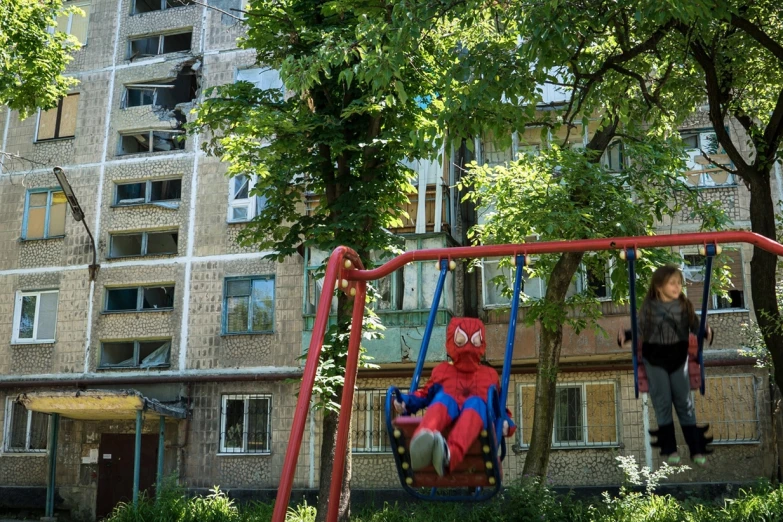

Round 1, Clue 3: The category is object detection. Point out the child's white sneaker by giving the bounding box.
[431,431,450,476]
[410,430,436,471]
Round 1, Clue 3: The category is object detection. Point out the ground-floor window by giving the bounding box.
[219,394,271,454]
[353,389,391,453]
[518,381,619,448]
[694,374,760,443]
[4,399,48,453]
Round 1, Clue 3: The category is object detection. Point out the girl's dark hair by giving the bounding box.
[644,263,696,324]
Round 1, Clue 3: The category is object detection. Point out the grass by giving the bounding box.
[105,477,783,522]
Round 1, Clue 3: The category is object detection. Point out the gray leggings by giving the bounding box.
[643,358,696,427]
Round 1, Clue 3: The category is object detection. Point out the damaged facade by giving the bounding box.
[0,0,778,520]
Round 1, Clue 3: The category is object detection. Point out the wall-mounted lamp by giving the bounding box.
[53,167,99,280]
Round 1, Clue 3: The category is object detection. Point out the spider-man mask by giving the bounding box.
[445,317,486,371]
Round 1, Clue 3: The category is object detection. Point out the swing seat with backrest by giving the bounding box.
[383,256,528,501]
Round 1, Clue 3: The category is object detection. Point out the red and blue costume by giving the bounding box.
[399,317,516,474]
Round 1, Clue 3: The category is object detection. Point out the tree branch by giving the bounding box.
[730,14,783,62]
[763,87,783,160]
[698,148,738,175]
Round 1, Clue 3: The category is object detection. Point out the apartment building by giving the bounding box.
[0,0,775,520]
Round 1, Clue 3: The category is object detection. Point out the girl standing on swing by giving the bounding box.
[618,264,714,466]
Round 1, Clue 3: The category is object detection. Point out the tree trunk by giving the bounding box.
[522,251,584,477]
[315,292,354,522]
[746,174,783,388]
[315,390,353,522]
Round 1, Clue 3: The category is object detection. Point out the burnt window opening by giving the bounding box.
[124,65,199,109]
[119,131,185,155]
[132,0,194,15]
[115,178,182,207]
[100,339,171,369]
[105,285,175,312]
[109,230,178,258]
[129,31,192,59]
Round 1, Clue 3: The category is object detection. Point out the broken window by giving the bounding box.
[109,230,178,258]
[37,93,80,141]
[105,286,175,312]
[115,178,182,207]
[99,339,171,368]
[228,174,267,222]
[128,31,192,59]
[4,400,48,453]
[23,189,67,240]
[131,0,193,15]
[123,67,198,109]
[119,131,185,155]
[236,67,284,93]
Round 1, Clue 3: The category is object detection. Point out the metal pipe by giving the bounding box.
[346,231,783,281]
[45,413,59,517]
[157,416,165,496]
[500,255,525,412]
[697,249,716,395]
[272,246,362,522]
[326,281,367,522]
[409,260,448,393]
[0,370,303,389]
[133,409,143,506]
[627,250,640,399]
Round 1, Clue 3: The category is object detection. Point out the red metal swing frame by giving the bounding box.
[271,231,783,522]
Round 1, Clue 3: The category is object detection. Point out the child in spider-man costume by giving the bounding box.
[394,317,516,476]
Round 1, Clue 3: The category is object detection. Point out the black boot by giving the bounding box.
[682,424,713,458]
[649,423,677,457]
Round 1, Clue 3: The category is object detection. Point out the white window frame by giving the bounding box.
[108,230,179,258]
[682,130,735,187]
[576,259,613,302]
[3,399,48,454]
[696,374,761,445]
[228,174,266,223]
[235,67,284,92]
[218,394,272,454]
[12,290,59,344]
[131,0,193,15]
[118,130,186,155]
[481,258,546,310]
[127,31,192,59]
[517,381,619,449]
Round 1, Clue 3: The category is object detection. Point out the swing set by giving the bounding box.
[272,231,783,522]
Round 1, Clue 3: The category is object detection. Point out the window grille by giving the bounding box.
[518,380,619,448]
[219,394,271,454]
[694,375,760,444]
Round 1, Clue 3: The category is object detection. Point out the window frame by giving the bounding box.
[481,258,546,310]
[52,1,90,46]
[12,290,59,344]
[222,276,276,335]
[118,130,186,155]
[108,230,179,259]
[227,174,267,223]
[113,178,182,206]
[679,248,748,313]
[34,93,80,142]
[576,259,613,301]
[681,128,736,188]
[103,285,175,313]
[352,389,391,453]
[22,188,67,241]
[127,31,192,59]
[218,394,272,455]
[98,339,172,369]
[3,399,48,454]
[517,381,619,449]
[694,374,761,445]
[131,0,194,15]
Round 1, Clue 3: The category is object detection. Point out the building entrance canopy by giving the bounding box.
[17,389,187,420]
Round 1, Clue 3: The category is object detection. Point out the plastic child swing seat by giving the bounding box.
[622,244,719,398]
[384,256,525,501]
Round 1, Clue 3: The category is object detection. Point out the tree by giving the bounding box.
[377,0,731,477]
[190,1,446,519]
[0,0,79,118]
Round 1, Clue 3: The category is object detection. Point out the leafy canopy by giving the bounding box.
[0,0,80,118]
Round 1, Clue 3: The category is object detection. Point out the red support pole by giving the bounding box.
[272,246,360,522]
[326,280,367,522]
